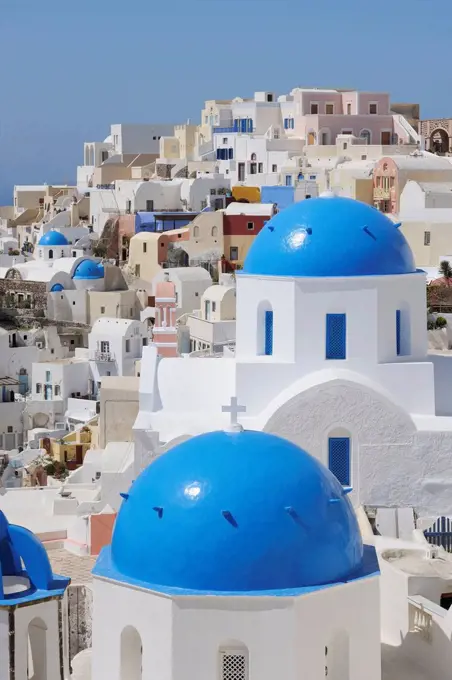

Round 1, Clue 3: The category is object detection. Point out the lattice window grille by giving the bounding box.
[329,437,350,486]
[326,314,346,360]
[220,651,248,680]
[264,310,273,355]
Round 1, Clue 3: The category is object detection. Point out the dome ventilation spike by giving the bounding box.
[153,506,163,518]
[120,493,129,500]
[363,225,376,240]
[222,510,238,528]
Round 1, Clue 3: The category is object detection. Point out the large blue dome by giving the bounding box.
[243,195,416,277]
[108,430,363,594]
[72,260,104,279]
[38,230,69,247]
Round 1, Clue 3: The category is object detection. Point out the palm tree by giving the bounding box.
[439,260,452,285]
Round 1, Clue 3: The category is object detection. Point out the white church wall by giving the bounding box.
[91,579,173,680]
[430,353,452,416]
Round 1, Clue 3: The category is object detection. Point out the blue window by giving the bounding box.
[285,175,293,186]
[228,147,234,160]
[290,118,295,129]
[284,118,289,129]
[326,314,346,360]
[233,119,239,131]
[396,309,401,356]
[264,311,273,355]
[328,437,350,486]
[248,119,253,132]
[241,119,247,133]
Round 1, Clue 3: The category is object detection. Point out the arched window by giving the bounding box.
[257,301,273,356]
[360,129,371,145]
[120,626,142,680]
[193,225,200,237]
[396,305,410,357]
[28,617,48,680]
[48,249,53,259]
[211,226,218,237]
[219,642,249,680]
[325,630,349,680]
[328,428,351,487]
[250,153,257,161]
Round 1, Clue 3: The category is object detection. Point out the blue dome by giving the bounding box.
[38,230,69,246]
[50,283,64,292]
[0,510,69,604]
[109,430,363,593]
[73,260,104,279]
[243,195,416,277]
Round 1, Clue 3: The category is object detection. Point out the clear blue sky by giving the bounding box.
[0,0,449,204]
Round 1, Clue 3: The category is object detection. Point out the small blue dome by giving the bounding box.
[50,283,64,292]
[109,430,363,593]
[73,260,104,280]
[243,195,416,277]
[0,510,69,603]
[38,230,69,247]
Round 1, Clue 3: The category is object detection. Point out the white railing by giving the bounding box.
[90,350,115,362]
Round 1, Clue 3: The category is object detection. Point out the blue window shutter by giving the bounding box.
[291,118,295,129]
[328,438,350,486]
[241,119,247,133]
[265,311,273,355]
[284,118,288,129]
[216,148,221,160]
[233,119,239,131]
[396,309,401,356]
[326,314,346,359]
[228,147,233,159]
[248,119,253,132]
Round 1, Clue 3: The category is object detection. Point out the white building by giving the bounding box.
[152,266,213,320]
[88,318,150,398]
[135,194,452,521]
[186,281,236,353]
[91,428,381,680]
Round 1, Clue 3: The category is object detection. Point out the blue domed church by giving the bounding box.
[135,194,452,520]
[92,427,380,680]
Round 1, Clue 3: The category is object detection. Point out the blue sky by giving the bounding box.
[0,0,449,204]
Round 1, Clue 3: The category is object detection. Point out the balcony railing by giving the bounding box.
[90,350,115,362]
[373,187,392,200]
[213,126,254,134]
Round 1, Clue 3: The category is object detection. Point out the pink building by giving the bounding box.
[289,89,404,146]
[152,276,178,357]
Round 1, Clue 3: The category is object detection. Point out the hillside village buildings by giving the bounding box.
[5,84,452,680]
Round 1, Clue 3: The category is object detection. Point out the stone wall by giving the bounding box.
[68,585,93,662]
[0,278,47,309]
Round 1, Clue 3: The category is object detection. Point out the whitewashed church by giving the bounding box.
[135,194,452,518]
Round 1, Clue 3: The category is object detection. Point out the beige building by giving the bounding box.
[98,375,139,447]
[184,211,224,263]
[399,180,452,267]
[13,184,76,217]
[127,229,189,282]
[159,125,198,161]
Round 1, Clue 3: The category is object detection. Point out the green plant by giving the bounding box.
[436,316,448,329]
[439,260,452,284]
[427,320,435,330]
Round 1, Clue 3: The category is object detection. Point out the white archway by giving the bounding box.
[120,626,142,680]
[28,617,47,680]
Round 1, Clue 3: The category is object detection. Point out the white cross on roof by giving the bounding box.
[222,396,246,432]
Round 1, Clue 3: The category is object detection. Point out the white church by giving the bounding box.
[135,193,452,519]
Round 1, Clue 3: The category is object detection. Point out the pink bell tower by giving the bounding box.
[152,273,178,357]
